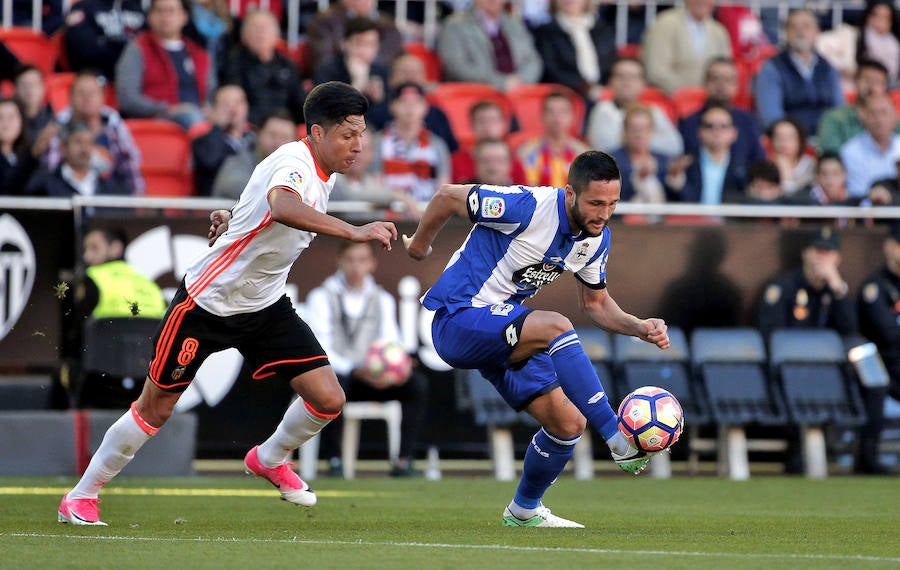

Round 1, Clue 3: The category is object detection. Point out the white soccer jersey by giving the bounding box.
[184,139,335,316]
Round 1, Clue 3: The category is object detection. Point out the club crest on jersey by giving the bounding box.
[171,366,187,381]
[481,197,505,218]
[490,302,514,316]
[512,262,563,291]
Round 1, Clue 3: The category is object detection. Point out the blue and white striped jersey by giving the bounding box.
[422,185,610,314]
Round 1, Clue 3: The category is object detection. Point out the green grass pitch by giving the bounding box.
[1,475,898,569]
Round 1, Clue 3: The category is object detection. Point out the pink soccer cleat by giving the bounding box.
[244,446,317,506]
[58,494,107,526]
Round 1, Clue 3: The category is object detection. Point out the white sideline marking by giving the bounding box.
[3,534,898,564]
[0,487,386,498]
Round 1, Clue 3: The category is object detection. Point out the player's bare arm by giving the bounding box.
[578,282,670,350]
[268,188,397,250]
[404,184,474,260]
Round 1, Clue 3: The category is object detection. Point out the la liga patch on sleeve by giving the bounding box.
[283,171,303,190]
[481,197,505,218]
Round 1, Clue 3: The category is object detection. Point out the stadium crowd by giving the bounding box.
[0,0,898,211]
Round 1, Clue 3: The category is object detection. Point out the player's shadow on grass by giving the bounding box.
[657,227,742,334]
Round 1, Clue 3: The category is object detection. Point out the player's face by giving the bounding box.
[567,179,621,237]
[315,116,366,175]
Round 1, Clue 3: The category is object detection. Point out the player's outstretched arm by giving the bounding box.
[578,283,670,350]
[404,184,474,260]
[269,187,397,250]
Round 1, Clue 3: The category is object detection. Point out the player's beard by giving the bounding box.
[571,200,607,237]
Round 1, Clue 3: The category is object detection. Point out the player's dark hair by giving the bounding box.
[568,151,621,194]
[303,81,368,131]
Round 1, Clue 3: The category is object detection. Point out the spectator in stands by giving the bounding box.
[0,97,40,195]
[868,161,900,206]
[305,241,429,478]
[725,159,784,205]
[765,118,816,196]
[370,82,451,219]
[754,9,844,135]
[0,40,20,82]
[840,93,900,197]
[64,227,167,408]
[13,65,54,140]
[856,0,900,87]
[183,0,232,76]
[314,17,389,125]
[305,0,403,73]
[856,221,900,474]
[756,226,858,474]
[25,121,127,196]
[610,104,668,204]
[211,109,296,199]
[191,84,253,196]
[587,57,683,157]
[817,59,897,154]
[679,57,766,164]
[367,54,458,154]
[796,151,863,206]
[640,0,732,94]
[468,138,516,186]
[532,0,617,102]
[450,99,526,184]
[666,103,747,203]
[220,10,305,127]
[437,0,543,92]
[115,0,214,129]
[517,92,588,188]
[63,0,146,80]
[44,71,144,195]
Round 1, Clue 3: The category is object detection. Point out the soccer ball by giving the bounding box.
[617,386,684,453]
[363,341,412,386]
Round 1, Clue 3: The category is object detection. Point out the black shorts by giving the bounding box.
[147,284,330,392]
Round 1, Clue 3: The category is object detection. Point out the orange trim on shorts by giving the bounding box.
[186,213,273,298]
[304,400,341,420]
[148,296,196,382]
[130,401,160,436]
[251,355,329,380]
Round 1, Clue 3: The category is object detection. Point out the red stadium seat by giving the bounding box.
[0,27,57,76]
[45,72,76,113]
[617,44,641,59]
[404,42,442,83]
[506,83,586,138]
[505,130,536,153]
[671,86,708,119]
[141,171,194,197]
[890,89,900,115]
[638,87,677,123]
[186,120,212,141]
[426,82,511,149]
[125,119,193,196]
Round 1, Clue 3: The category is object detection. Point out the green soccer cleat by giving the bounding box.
[502,506,584,528]
[611,446,654,474]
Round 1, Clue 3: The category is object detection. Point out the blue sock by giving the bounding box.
[513,428,578,510]
[548,331,619,441]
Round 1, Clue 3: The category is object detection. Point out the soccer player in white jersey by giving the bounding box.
[57,82,398,526]
[404,151,670,528]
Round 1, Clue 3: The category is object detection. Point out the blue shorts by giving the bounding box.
[432,305,560,411]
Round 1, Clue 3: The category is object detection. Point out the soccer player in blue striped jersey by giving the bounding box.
[404,151,670,528]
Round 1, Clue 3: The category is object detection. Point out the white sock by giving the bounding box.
[606,430,633,456]
[256,398,336,467]
[68,406,155,499]
[507,501,541,520]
